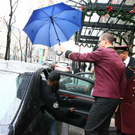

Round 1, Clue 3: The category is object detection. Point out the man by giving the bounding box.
[59,32,127,135]
[80,62,87,72]
[72,60,81,74]
[40,71,76,135]
[114,46,135,135]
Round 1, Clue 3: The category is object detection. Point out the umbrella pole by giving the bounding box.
[51,17,63,56]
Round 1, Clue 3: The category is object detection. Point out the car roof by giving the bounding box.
[0,60,49,74]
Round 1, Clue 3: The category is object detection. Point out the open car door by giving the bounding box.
[56,71,94,128]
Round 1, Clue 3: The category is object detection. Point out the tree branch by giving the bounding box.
[3,16,8,27]
[12,0,19,13]
[11,15,16,26]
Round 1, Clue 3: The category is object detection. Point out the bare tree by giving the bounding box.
[4,0,19,60]
[28,43,35,63]
[11,42,18,60]
[12,29,23,61]
[25,36,28,62]
[24,38,35,63]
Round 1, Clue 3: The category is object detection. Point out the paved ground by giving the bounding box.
[69,124,116,135]
[56,118,117,135]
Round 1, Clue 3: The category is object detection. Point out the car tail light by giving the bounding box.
[56,65,59,67]
[66,67,70,69]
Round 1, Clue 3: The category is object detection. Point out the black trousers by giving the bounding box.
[85,97,121,135]
[74,69,80,74]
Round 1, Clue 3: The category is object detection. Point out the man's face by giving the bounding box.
[118,51,126,61]
[53,80,59,86]
[98,36,106,48]
[48,79,59,87]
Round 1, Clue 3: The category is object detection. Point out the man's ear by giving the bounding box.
[54,80,58,84]
[104,38,107,44]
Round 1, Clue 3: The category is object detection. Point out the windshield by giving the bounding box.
[0,71,31,124]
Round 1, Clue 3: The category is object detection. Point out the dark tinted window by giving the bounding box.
[0,71,31,124]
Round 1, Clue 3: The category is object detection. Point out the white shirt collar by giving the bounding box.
[124,56,130,67]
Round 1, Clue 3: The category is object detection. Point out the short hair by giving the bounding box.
[101,33,114,45]
[48,71,60,81]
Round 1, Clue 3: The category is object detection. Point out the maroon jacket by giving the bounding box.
[115,57,135,134]
[65,47,126,99]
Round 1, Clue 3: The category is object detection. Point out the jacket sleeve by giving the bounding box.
[65,48,103,63]
[119,68,127,99]
[40,80,70,117]
[46,101,70,117]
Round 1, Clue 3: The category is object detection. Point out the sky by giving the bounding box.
[0,0,109,30]
[0,0,66,29]
[0,0,89,52]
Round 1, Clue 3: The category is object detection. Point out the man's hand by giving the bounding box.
[69,107,76,112]
[84,86,90,93]
[59,45,67,53]
[115,105,119,112]
[90,69,94,74]
[72,70,74,74]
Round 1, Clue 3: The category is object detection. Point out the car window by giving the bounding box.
[76,72,95,81]
[59,75,94,97]
[0,71,31,124]
[46,61,53,64]
[40,72,47,80]
[44,60,53,64]
[40,69,51,80]
[57,62,69,66]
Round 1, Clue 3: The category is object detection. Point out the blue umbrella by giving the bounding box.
[23,2,82,48]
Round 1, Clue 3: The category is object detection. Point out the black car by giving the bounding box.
[0,60,52,135]
[0,60,115,135]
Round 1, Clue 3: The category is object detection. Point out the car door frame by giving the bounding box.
[55,71,95,128]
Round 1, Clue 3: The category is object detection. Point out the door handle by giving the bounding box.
[60,96,68,101]
[63,97,68,100]
[67,98,74,101]
[60,96,74,101]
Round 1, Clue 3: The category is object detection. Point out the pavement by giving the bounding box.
[56,118,117,135]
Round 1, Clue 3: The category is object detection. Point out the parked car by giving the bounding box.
[42,59,55,70]
[0,60,52,135]
[0,60,116,135]
[55,61,72,73]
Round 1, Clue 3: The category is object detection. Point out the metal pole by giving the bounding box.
[50,17,63,56]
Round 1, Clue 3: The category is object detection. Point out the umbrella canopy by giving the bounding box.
[23,2,82,47]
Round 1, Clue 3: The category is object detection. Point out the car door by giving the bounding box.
[55,71,94,128]
[14,68,52,135]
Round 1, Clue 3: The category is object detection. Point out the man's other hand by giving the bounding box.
[59,45,67,53]
[69,107,76,112]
